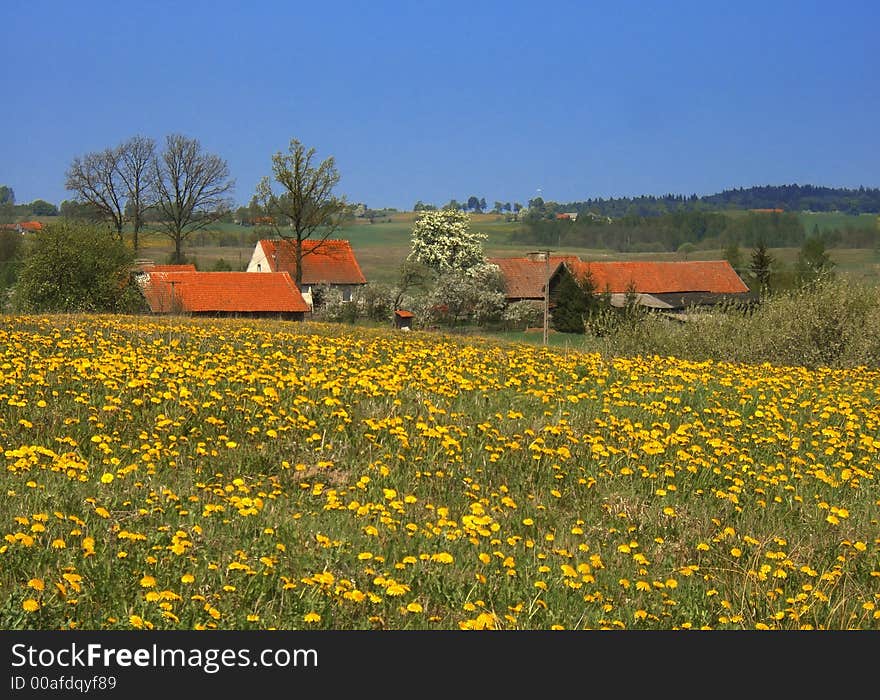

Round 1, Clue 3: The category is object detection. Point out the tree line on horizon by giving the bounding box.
[557,183,880,218]
[512,207,879,253]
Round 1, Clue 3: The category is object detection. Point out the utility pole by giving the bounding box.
[530,249,552,346]
[542,250,550,346]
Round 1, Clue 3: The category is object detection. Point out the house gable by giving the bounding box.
[246,239,367,286]
[488,255,581,301]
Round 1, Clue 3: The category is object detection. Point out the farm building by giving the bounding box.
[246,239,367,308]
[0,221,43,234]
[137,270,310,320]
[490,255,753,312]
[569,260,753,311]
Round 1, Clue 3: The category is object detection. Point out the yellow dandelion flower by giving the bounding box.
[27,578,45,591]
[100,473,114,484]
[406,602,424,613]
[22,599,41,612]
[139,575,157,588]
[304,612,321,623]
[386,583,409,596]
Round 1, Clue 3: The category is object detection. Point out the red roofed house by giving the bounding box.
[1,221,43,234]
[490,255,752,313]
[138,271,310,320]
[246,239,367,308]
[569,260,752,310]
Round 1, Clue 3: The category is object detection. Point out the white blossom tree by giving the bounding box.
[406,209,488,275]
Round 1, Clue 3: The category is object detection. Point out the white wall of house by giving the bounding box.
[246,243,269,272]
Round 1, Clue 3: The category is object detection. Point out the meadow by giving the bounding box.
[1,314,878,630]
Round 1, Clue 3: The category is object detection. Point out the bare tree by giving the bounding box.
[152,134,235,263]
[255,138,350,287]
[65,148,127,241]
[117,135,156,252]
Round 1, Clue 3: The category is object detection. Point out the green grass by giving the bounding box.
[798,211,879,234]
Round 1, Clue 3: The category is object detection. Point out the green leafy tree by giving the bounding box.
[677,242,696,260]
[724,242,743,273]
[29,199,58,216]
[254,138,349,288]
[406,209,488,275]
[796,235,835,285]
[153,134,235,264]
[0,186,14,205]
[12,221,142,312]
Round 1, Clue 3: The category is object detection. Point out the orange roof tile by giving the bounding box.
[142,271,310,314]
[570,260,749,294]
[488,256,580,299]
[19,221,43,231]
[259,239,367,285]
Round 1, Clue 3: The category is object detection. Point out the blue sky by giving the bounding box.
[2,0,878,211]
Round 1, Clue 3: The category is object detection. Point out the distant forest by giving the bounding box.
[511,184,880,253]
[560,184,880,218]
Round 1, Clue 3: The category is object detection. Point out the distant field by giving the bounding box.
[798,211,878,233]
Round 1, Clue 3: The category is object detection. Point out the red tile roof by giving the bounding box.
[570,260,749,294]
[258,239,367,285]
[141,271,310,314]
[1,221,43,231]
[488,256,580,299]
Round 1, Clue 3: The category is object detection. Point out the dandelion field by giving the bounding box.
[1,315,878,630]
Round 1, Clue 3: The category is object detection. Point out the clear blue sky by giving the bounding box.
[2,0,878,211]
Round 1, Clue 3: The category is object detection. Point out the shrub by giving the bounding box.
[11,221,143,313]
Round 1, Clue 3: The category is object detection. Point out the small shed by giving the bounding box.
[394,309,414,330]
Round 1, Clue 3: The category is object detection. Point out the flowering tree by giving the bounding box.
[422,262,506,328]
[407,209,488,275]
